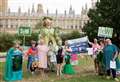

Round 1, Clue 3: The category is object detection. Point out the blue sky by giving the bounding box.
[8,0,92,14]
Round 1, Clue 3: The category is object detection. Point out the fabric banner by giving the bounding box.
[67,36,89,53]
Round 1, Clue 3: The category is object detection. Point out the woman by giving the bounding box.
[26,40,37,73]
[37,39,49,77]
[63,41,75,75]
[103,39,119,82]
[88,38,100,73]
[3,40,23,81]
[97,40,105,75]
[56,40,64,76]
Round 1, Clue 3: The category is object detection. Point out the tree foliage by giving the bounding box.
[83,0,120,42]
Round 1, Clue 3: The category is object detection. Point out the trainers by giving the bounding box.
[106,76,111,80]
[31,72,34,75]
[114,78,119,82]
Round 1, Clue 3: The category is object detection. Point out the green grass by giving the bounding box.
[0,56,120,82]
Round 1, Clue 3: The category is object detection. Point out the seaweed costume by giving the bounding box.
[63,52,75,74]
[3,48,23,81]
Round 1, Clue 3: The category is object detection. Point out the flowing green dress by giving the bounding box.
[97,51,105,75]
[3,48,23,81]
[63,54,75,74]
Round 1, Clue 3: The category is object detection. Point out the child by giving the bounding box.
[37,39,49,78]
[26,40,37,74]
[48,41,57,72]
[63,41,75,75]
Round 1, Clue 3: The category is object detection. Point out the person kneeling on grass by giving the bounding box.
[3,40,23,81]
[63,41,75,75]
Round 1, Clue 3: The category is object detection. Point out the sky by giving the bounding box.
[8,0,92,14]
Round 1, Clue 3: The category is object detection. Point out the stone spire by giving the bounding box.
[91,0,98,8]
[8,8,11,13]
[69,5,73,15]
[47,9,49,15]
[81,6,84,17]
[18,6,21,14]
[69,5,74,16]
[28,8,30,15]
[85,3,88,11]
[64,10,67,16]
[37,4,44,14]
[55,9,58,16]
[31,4,35,13]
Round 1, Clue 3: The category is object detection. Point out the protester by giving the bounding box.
[103,39,119,82]
[26,40,37,74]
[63,41,75,75]
[37,39,49,78]
[97,40,105,75]
[56,40,64,76]
[48,40,57,72]
[88,38,100,74]
[3,40,23,81]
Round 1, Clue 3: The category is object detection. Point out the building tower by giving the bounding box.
[0,0,8,12]
[91,0,98,9]
[37,4,44,14]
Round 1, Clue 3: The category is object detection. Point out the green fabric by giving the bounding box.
[3,48,14,81]
[97,51,105,74]
[103,44,118,70]
[116,57,120,71]
[3,48,23,81]
[38,27,61,46]
[63,55,75,74]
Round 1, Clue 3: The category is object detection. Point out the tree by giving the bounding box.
[83,0,120,44]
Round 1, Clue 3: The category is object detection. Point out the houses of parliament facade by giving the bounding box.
[0,0,97,33]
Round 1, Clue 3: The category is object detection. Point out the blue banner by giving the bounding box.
[68,36,89,53]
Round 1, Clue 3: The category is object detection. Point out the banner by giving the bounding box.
[67,36,89,53]
[98,27,113,38]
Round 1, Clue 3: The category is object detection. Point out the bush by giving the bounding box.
[0,32,39,52]
[15,32,39,46]
[0,33,16,52]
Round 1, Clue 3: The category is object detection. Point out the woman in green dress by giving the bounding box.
[63,41,75,75]
[97,40,105,75]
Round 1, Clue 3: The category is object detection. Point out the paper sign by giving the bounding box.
[110,61,116,69]
[87,48,93,55]
[98,27,113,38]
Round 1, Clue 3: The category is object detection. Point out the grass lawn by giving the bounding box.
[0,55,119,82]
